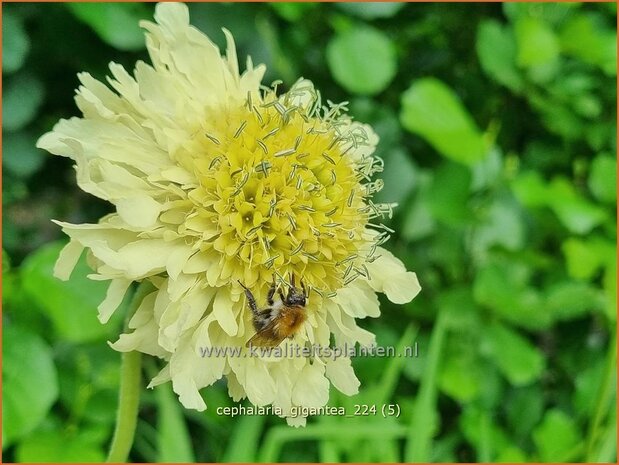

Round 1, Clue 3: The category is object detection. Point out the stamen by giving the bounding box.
[208,156,222,170]
[274,148,296,158]
[302,251,319,262]
[290,241,304,255]
[263,127,280,139]
[256,139,268,154]
[347,190,355,207]
[233,121,247,139]
[322,153,336,165]
[205,133,221,145]
[255,160,272,176]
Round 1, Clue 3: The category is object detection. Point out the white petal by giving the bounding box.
[334,281,380,318]
[53,240,84,280]
[292,361,329,408]
[98,278,132,323]
[324,300,376,347]
[286,415,307,427]
[148,365,171,388]
[325,357,360,396]
[367,248,422,304]
[223,28,239,83]
[229,356,276,406]
[116,194,162,228]
[212,289,238,336]
[128,290,158,329]
[226,371,247,402]
[172,374,206,411]
[109,318,169,358]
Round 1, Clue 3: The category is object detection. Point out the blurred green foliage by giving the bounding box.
[2,2,616,463]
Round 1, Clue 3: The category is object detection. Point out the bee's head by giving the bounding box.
[286,287,307,307]
[286,289,306,307]
[285,274,307,307]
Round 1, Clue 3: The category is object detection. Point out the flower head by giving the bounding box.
[38,3,420,425]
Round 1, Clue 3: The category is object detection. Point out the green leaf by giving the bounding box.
[2,131,46,178]
[15,430,105,463]
[560,13,617,76]
[404,313,447,461]
[66,3,149,51]
[495,445,528,462]
[2,73,44,132]
[514,17,560,71]
[503,2,580,25]
[533,409,582,461]
[588,154,617,203]
[335,2,405,20]
[481,322,545,386]
[20,241,125,343]
[474,260,551,330]
[3,249,11,274]
[505,385,544,441]
[270,3,318,22]
[222,415,265,462]
[460,404,510,460]
[573,359,605,419]
[2,8,30,74]
[511,171,549,208]
[327,26,397,95]
[440,287,480,331]
[401,171,436,241]
[400,78,487,164]
[545,281,605,321]
[3,324,58,447]
[548,177,608,235]
[476,20,523,92]
[373,147,417,206]
[438,348,481,403]
[562,237,610,281]
[156,383,195,462]
[470,194,525,259]
[426,162,471,225]
[603,257,617,323]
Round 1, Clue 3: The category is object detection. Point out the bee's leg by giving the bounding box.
[290,273,296,290]
[238,281,258,314]
[286,273,296,301]
[267,276,277,306]
[254,308,272,331]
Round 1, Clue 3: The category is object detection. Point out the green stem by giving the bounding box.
[106,282,152,463]
[404,311,447,462]
[586,332,617,461]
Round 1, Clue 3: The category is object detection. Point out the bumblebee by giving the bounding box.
[239,275,308,348]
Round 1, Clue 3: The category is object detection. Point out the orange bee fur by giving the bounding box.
[239,275,308,348]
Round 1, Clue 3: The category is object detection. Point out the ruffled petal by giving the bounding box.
[325,356,360,396]
[367,248,422,304]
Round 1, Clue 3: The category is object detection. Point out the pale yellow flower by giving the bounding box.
[38,2,420,425]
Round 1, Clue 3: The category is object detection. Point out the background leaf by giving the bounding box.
[400,78,488,165]
[481,322,545,386]
[3,9,30,74]
[327,26,397,95]
[476,20,523,92]
[20,241,126,343]
[335,2,405,20]
[533,410,582,461]
[2,324,59,447]
[66,3,150,51]
[3,74,44,132]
